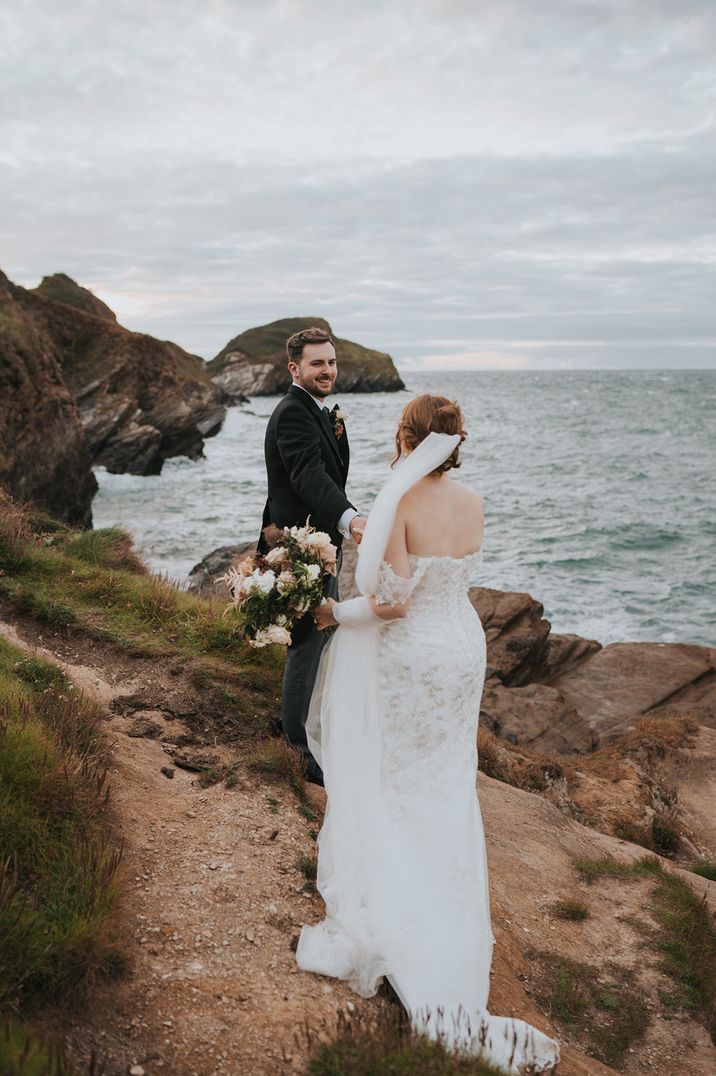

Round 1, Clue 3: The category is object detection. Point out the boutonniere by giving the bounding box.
[328,404,348,439]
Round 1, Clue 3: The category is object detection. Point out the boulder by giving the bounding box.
[11,270,228,476]
[479,679,594,755]
[208,317,405,400]
[549,641,716,743]
[0,270,97,525]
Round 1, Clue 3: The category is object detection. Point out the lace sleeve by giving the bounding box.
[374,560,425,605]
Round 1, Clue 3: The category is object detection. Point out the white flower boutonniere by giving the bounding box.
[328,404,348,439]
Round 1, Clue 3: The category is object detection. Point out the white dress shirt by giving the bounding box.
[291,381,358,541]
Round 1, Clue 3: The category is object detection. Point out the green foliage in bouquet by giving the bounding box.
[221,523,337,647]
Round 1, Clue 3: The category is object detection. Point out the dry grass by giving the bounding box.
[246,737,307,800]
[305,1005,522,1075]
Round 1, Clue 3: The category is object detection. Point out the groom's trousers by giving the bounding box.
[281,550,341,762]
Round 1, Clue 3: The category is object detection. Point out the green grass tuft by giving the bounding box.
[0,639,124,1014]
[689,859,716,881]
[571,853,716,1040]
[529,952,649,1066]
[550,898,589,922]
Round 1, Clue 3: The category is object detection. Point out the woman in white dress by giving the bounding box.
[296,395,560,1074]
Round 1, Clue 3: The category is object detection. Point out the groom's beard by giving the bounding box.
[294,370,336,397]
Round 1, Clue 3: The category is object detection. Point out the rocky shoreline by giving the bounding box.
[189,539,716,760]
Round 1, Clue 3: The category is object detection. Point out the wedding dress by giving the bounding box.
[296,433,560,1074]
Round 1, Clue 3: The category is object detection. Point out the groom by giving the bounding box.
[258,326,366,785]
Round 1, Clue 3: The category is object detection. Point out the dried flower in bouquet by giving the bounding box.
[219,521,337,647]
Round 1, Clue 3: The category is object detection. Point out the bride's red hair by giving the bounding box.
[392,394,467,474]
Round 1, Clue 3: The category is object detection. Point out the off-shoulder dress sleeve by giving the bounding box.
[374,559,427,605]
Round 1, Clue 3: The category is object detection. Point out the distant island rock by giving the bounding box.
[207,316,405,399]
[0,270,97,526]
[4,269,228,479]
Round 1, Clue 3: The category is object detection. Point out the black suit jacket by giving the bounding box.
[257,385,353,555]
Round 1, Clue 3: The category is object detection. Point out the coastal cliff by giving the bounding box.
[16,272,228,475]
[0,270,97,525]
[208,316,405,399]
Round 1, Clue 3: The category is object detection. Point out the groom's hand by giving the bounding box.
[349,516,367,544]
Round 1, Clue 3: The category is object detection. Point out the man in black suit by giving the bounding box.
[258,326,366,784]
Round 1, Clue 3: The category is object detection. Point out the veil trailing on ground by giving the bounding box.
[298,431,561,1073]
[300,433,461,992]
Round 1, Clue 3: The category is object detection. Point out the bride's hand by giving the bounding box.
[314,598,338,630]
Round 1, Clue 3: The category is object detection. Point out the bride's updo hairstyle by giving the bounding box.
[393,394,467,474]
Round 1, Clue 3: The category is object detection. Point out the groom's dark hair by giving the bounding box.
[286,325,334,365]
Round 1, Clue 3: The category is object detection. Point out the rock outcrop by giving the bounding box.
[189,538,716,760]
[0,270,97,525]
[9,271,228,476]
[208,317,405,400]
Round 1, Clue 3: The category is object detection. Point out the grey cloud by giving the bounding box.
[1,0,715,368]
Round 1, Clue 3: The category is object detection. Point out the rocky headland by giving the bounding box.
[208,316,405,399]
[24,273,228,474]
[0,268,230,524]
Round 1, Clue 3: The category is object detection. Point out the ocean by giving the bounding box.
[93,370,716,648]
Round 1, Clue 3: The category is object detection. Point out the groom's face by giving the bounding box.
[290,341,338,399]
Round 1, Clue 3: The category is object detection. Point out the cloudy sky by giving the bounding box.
[1,0,715,369]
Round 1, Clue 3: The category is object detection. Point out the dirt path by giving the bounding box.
[2,613,714,1076]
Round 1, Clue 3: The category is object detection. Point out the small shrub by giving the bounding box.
[689,860,716,881]
[651,813,680,855]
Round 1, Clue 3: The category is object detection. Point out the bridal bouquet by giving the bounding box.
[220,523,337,648]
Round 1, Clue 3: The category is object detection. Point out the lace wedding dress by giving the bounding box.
[296,434,560,1075]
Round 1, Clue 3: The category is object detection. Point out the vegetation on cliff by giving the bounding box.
[208,316,405,398]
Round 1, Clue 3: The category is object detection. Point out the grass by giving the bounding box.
[689,859,716,881]
[0,638,124,1016]
[0,1018,84,1075]
[306,1008,513,1075]
[0,495,283,738]
[528,952,648,1067]
[246,738,307,800]
[550,898,589,922]
[573,854,716,1041]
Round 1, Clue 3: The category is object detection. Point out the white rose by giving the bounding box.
[304,531,333,554]
[263,624,292,645]
[306,563,321,581]
[264,545,287,566]
[244,568,276,595]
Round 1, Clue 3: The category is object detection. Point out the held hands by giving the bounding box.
[349,515,367,544]
[314,597,338,631]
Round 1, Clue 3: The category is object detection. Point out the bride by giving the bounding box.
[296,394,560,1074]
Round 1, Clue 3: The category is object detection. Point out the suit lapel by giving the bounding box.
[288,385,344,472]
